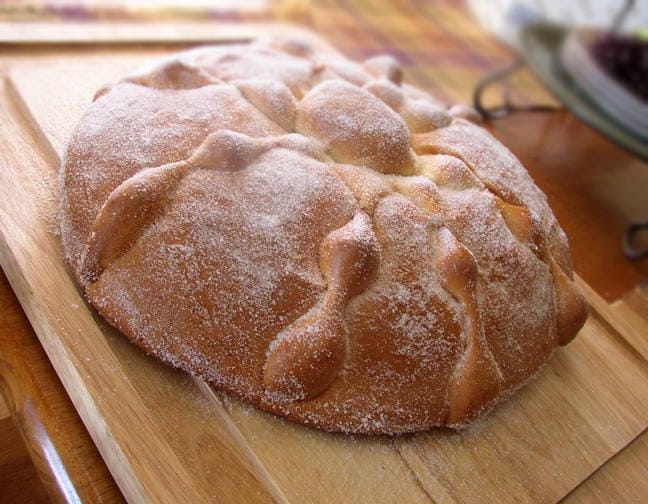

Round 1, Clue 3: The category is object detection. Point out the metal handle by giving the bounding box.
[623,221,648,260]
[472,57,561,120]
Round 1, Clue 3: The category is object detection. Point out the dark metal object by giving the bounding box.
[623,221,648,260]
[611,0,635,33]
[472,57,561,120]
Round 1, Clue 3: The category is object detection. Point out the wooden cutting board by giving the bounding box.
[0,25,647,503]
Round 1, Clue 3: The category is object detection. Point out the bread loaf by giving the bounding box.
[60,39,587,434]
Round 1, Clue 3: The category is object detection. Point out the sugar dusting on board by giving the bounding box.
[59,37,585,434]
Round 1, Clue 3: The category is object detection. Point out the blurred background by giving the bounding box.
[1,0,646,147]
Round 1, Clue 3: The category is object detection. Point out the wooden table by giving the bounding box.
[0,3,647,502]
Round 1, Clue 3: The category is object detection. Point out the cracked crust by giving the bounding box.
[60,38,588,434]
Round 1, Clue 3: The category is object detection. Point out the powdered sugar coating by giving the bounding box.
[60,38,587,434]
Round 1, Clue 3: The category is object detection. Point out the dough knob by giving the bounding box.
[263,314,347,403]
[263,213,380,403]
[320,212,380,305]
[436,228,501,425]
[363,55,403,85]
[81,164,185,283]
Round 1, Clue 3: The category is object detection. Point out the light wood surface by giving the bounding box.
[0,21,314,45]
[576,278,648,362]
[0,391,8,420]
[612,287,648,362]
[0,269,122,502]
[0,30,646,502]
[565,430,648,503]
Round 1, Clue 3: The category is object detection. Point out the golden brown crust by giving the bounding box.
[60,38,587,434]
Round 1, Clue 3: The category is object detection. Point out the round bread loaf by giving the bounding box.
[60,38,587,434]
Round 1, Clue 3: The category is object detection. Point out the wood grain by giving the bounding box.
[1,32,647,503]
[0,269,122,503]
[576,278,648,362]
[0,21,312,45]
[564,429,648,503]
[0,417,50,504]
[618,286,648,324]
[0,390,8,420]
[201,383,431,503]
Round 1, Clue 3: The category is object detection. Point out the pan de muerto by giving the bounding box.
[60,38,587,434]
